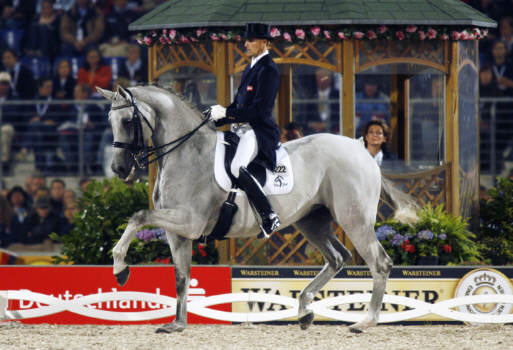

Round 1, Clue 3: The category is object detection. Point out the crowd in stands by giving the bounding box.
[0,0,160,175]
[0,173,85,247]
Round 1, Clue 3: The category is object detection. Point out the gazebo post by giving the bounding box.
[446,42,460,216]
[342,39,355,138]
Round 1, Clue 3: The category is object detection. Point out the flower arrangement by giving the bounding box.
[375,205,482,265]
[136,26,487,46]
[127,227,219,265]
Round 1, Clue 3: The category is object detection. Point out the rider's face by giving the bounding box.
[244,38,267,58]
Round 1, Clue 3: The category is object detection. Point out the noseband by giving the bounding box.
[111,89,210,168]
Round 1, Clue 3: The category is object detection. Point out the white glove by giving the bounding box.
[210,104,226,121]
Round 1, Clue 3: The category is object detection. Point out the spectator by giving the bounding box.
[77,46,112,93]
[2,48,36,99]
[0,71,17,172]
[103,0,138,43]
[6,185,29,240]
[361,120,397,166]
[59,0,104,56]
[52,58,76,100]
[27,173,46,206]
[20,196,62,244]
[79,177,91,191]
[0,194,16,247]
[355,78,390,137]
[61,201,78,235]
[21,78,61,173]
[499,17,513,60]
[280,122,303,143]
[62,188,77,207]
[34,186,51,201]
[118,44,147,86]
[58,83,105,173]
[0,0,36,30]
[490,40,513,93]
[23,0,61,59]
[49,178,66,216]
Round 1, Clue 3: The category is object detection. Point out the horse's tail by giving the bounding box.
[380,174,419,224]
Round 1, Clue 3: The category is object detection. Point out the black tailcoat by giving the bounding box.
[215,54,280,169]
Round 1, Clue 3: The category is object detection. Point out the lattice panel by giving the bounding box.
[357,39,447,73]
[229,41,341,75]
[230,165,450,265]
[154,43,215,76]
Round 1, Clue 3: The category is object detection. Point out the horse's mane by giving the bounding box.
[143,83,209,116]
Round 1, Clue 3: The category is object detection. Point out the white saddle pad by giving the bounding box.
[214,132,293,195]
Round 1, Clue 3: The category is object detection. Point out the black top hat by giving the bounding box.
[244,23,272,40]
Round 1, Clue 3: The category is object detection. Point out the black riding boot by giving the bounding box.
[237,166,281,237]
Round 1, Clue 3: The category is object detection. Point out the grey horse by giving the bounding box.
[97,85,416,334]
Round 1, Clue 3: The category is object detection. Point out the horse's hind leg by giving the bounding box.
[342,222,392,333]
[156,232,192,334]
[293,206,352,330]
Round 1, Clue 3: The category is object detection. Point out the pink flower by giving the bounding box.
[427,28,437,39]
[451,31,461,40]
[169,29,177,40]
[460,30,469,40]
[483,29,489,37]
[270,27,281,38]
[162,29,168,35]
[196,29,203,37]
[468,33,476,40]
[283,32,292,42]
[323,30,331,39]
[311,26,321,36]
[220,33,227,40]
[210,33,219,41]
[234,35,242,42]
[441,33,449,40]
[150,30,157,37]
[137,38,144,45]
[295,28,305,40]
[406,25,417,33]
[395,31,405,40]
[353,31,365,39]
[190,37,198,42]
[367,30,377,39]
[159,36,167,44]
[378,25,387,34]
[165,36,172,44]
[179,35,189,43]
[418,30,426,40]
[337,31,347,39]
[143,36,152,45]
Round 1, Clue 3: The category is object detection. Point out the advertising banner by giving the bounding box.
[0,266,231,325]
[232,266,513,322]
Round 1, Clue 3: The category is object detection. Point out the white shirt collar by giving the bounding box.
[250,50,268,68]
[374,150,383,166]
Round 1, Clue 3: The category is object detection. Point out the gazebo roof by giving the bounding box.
[129,0,496,31]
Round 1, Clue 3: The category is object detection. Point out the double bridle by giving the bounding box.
[111,89,210,168]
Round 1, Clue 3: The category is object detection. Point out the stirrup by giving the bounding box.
[258,212,281,238]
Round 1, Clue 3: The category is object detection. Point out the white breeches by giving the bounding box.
[231,129,258,178]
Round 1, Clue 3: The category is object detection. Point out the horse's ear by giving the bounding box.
[96,87,115,101]
[118,86,130,100]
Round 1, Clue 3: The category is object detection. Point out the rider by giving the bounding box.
[209,22,281,237]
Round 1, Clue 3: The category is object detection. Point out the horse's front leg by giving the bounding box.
[156,232,192,333]
[112,208,203,286]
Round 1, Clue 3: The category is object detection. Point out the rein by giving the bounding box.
[111,89,211,169]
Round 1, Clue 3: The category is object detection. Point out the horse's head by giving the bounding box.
[97,86,155,179]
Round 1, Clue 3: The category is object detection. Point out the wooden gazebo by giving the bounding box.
[130,0,495,264]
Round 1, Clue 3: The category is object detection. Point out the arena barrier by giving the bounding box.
[0,266,512,325]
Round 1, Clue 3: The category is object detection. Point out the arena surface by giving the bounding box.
[0,323,511,350]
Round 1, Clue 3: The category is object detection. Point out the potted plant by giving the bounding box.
[375,205,482,265]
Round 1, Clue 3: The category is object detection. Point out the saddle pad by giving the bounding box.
[214,132,293,195]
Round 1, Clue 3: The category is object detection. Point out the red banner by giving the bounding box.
[0,266,231,325]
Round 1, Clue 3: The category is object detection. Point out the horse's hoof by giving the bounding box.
[115,266,130,286]
[299,312,314,330]
[349,326,364,334]
[155,323,185,334]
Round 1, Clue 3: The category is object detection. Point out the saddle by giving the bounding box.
[206,131,293,241]
[214,131,293,195]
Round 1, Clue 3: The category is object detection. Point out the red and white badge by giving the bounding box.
[247,86,253,91]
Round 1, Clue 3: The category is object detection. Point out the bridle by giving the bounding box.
[111,89,210,168]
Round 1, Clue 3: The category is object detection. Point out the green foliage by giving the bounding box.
[376,204,482,265]
[51,178,218,265]
[479,178,513,265]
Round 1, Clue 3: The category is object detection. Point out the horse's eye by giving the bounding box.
[123,118,132,126]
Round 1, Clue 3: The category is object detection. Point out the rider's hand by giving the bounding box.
[210,105,226,121]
